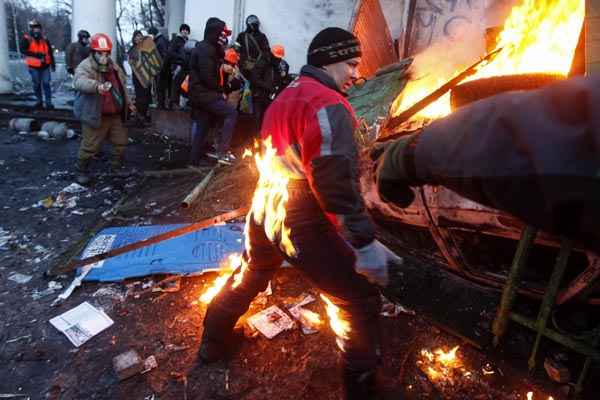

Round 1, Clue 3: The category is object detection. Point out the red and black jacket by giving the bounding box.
[261,65,375,249]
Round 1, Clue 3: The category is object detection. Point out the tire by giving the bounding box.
[450,73,564,110]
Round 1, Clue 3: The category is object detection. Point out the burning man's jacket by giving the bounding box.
[261,65,375,249]
[378,75,600,254]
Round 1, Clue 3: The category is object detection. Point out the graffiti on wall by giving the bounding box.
[409,0,514,55]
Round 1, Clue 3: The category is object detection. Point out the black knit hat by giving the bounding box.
[307,27,361,67]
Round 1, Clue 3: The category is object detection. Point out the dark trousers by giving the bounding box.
[29,67,52,106]
[253,96,270,132]
[156,67,171,109]
[192,98,238,157]
[170,65,186,106]
[133,74,151,120]
[189,113,212,166]
[203,181,381,372]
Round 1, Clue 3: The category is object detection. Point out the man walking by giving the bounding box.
[20,20,55,109]
[199,27,400,400]
[73,33,133,185]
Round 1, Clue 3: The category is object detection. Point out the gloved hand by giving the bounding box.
[67,67,74,75]
[354,240,403,286]
[373,134,418,207]
[34,52,45,60]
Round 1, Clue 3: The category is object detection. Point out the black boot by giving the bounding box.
[343,369,382,400]
[75,159,91,185]
[198,329,244,365]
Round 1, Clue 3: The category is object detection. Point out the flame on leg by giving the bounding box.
[199,254,243,304]
[320,294,351,351]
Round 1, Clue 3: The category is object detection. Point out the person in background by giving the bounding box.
[20,19,55,109]
[66,30,91,75]
[270,44,292,98]
[236,15,271,78]
[73,33,134,185]
[188,18,237,166]
[148,26,171,110]
[167,23,191,110]
[129,30,152,126]
[236,15,273,129]
[223,48,244,109]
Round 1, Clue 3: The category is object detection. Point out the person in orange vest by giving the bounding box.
[19,20,55,109]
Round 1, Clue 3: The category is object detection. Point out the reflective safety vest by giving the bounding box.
[24,35,51,68]
[181,75,189,93]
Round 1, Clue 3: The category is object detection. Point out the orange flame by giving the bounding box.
[392,0,584,120]
[249,137,296,257]
[321,294,351,350]
[199,254,243,304]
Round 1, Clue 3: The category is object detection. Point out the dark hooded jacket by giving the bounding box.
[167,34,188,68]
[236,26,270,74]
[189,18,227,108]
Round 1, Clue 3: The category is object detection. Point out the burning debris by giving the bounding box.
[390,0,585,123]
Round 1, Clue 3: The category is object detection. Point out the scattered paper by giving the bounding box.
[0,228,13,248]
[247,305,295,339]
[288,294,321,334]
[8,272,33,284]
[55,234,116,303]
[61,183,88,194]
[49,302,114,347]
[142,355,158,374]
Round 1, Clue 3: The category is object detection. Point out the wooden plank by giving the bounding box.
[586,0,600,75]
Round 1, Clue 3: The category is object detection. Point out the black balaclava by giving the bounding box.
[78,30,90,46]
[204,17,229,55]
[30,25,42,40]
[246,15,259,32]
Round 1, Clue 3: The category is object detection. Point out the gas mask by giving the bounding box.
[217,31,229,47]
[31,29,42,40]
[246,15,259,32]
[94,52,110,66]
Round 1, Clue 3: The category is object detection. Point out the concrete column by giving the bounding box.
[185,0,235,41]
[72,0,117,57]
[586,0,600,74]
[168,0,187,39]
[0,0,13,93]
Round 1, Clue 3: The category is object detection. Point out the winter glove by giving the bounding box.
[354,240,403,286]
[374,134,419,208]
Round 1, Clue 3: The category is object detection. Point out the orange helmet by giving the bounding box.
[224,48,240,65]
[271,44,285,59]
[90,33,113,52]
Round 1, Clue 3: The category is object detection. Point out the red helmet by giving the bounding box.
[90,33,113,52]
[271,44,285,59]
[224,48,240,65]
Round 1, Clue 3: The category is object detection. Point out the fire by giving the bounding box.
[320,294,351,350]
[249,137,296,257]
[298,308,322,326]
[392,0,584,120]
[199,254,243,304]
[418,346,465,383]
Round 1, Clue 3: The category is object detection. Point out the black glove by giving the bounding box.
[67,67,74,75]
[374,134,419,208]
[34,52,45,60]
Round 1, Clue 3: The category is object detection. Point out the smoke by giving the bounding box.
[408,21,485,89]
